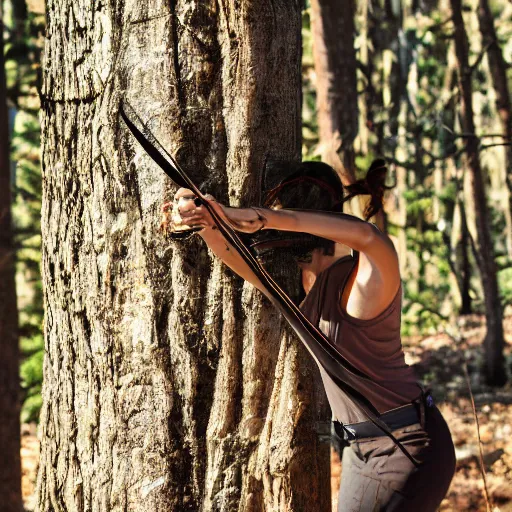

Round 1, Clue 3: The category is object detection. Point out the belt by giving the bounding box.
[333,392,435,441]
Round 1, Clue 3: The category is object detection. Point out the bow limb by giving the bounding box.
[119,103,421,467]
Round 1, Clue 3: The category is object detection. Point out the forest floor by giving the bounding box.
[21,311,512,512]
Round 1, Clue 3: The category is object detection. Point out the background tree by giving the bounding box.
[4,0,45,425]
[310,0,358,183]
[450,0,507,385]
[0,2,22,510]
[9,0,511,509]
[35,1,330,511]
[477,0,512,257]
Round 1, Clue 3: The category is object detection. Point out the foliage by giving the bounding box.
[499,267,512,307]
[302,0,512,339]
[4,0,45,423]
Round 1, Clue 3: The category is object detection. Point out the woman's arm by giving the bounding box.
[198,226,270,297]
[260,208,397,268]
[216,205,399,284]
[162,190,270,297]
[165,190,400,312]
[222,206,400,317]
[257,207,401,301]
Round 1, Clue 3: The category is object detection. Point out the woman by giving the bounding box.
[161,159,456,511]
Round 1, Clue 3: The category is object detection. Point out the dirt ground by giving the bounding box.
[21,422,38,512]
[22,313,512,511]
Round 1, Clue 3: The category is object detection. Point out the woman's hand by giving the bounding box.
[161,188,267,235]
[161,188,216,234]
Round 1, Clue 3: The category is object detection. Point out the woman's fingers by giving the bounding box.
[161,190,224,234]
[174,187,195,201]
[162,201,173,212]
[179,214,209,228]
[177,201,215,229]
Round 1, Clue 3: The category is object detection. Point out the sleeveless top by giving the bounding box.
[299,251,420,424]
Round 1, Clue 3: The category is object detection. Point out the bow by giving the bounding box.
[119,102,420,467]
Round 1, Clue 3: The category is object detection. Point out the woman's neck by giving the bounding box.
[299,243,352,294]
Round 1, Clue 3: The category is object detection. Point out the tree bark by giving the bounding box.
[310,0,358,184]
[458,200,473,315]
[444,47,472,315]
[36,1,330,511]
[450,0,507,386]
[477,0,512,256]
[0,5,22,511]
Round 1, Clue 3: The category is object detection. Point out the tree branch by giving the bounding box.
[479,142,511,151]
[469,41,494,74]
[441,123,510,140]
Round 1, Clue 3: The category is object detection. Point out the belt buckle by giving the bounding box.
[416,391,434,429]
[343,425,357,441]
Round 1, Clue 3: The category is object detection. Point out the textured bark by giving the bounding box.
[0,5,22,511]
[310,0,358,184]
[477,0,512,256]
[450,0,507,386]
[36,1,330,511]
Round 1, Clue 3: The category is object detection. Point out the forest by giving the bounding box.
[1,0,511,510]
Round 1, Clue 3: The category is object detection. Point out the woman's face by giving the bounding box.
[295,248,317,272]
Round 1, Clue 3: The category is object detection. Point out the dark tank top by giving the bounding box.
[299,251,420,424]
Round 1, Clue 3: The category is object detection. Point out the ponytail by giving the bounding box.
[342,159,392,220]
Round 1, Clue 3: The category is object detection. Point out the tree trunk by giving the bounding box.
[36,1,330,511]
[310,0,358,184]
[450,0,507,386]
[0,5,22,511]
[308,0,358,461]
[459,200,473,315]
[444,46,472,315]
[477,0,512,257]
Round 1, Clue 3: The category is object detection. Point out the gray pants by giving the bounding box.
[337,406,456,512]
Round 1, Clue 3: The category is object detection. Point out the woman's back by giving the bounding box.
[299,252,420,424]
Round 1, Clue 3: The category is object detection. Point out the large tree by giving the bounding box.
[36,1,330,511]
[0,4,22,511]
[450,0,507,385]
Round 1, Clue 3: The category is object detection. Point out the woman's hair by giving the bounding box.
[258,158,390,258]
[342,158,391,221]
[263,158,390,219]
[263,161,344,213]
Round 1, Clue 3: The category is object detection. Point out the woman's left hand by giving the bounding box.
[162,188,267,235]
[161,188,218,233]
